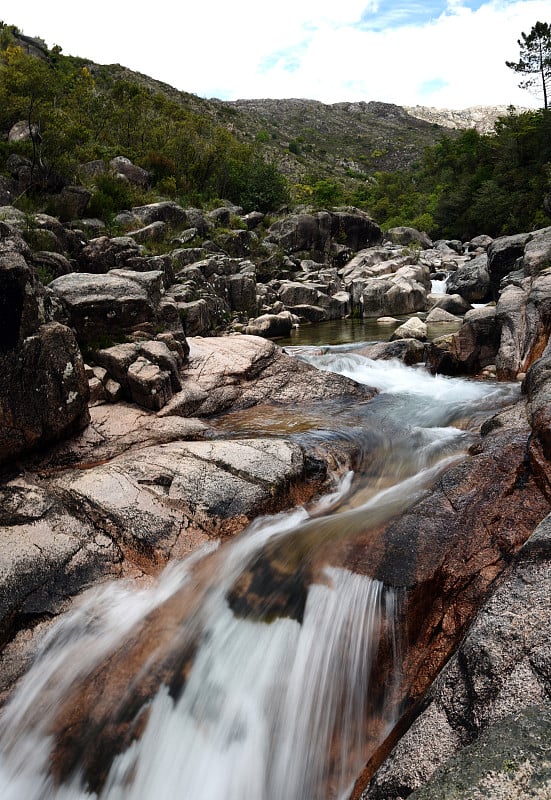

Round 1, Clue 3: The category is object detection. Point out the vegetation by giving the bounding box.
[0,25,289,216]
[358,107,551,240]
[506,21,551,110]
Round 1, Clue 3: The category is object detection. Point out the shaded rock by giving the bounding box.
[428,293,472,316]
[131,201,188,229]
[0,322,89,464]
[176,298,211,336]
[425,306,501,376]
[356,339,425,365]
[445,253,491,303]
[363,512,551,800]
[287,304,328,323]
[31,251,73,282]
[244,311,294,338]
[55,186,92,222]
[49,270,176,345]
[76,235,143,273]
[522,226,551,278]
[109,156,149,188]
[127,357,173,411]
[487,233,531,300]
[385,226,433,249]
[496,273,551,380]
[266,209,382,261]
[127,221,167,244]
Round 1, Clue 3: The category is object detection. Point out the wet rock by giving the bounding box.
[164,335,375,418]
[363,512,551,800]
[425,306,501,376]
[357,339,425,365]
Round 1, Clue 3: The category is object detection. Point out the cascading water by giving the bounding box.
[0,348,519,800]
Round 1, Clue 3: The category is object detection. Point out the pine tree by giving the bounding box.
[506,21,551,110]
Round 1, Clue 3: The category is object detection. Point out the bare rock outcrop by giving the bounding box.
[0,233,89,465]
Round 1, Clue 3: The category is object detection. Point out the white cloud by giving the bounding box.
[5,0,551,108]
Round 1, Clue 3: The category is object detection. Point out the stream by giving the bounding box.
[0,343,519,800]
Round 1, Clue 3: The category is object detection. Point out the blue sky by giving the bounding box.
[6,1,551,108]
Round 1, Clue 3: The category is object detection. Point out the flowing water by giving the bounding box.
[0,347,519,800]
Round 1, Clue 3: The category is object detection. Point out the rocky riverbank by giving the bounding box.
[1,191,550,796]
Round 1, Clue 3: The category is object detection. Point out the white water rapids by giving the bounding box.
[0,350,519,800]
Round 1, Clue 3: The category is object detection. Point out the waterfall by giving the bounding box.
[0,347,519,800]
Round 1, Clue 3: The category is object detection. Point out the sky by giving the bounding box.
[5,0,550,109]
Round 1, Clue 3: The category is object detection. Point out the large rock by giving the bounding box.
[130,201,188,229]
[487,232,531,299]
[496,272,551,380]
[160,335,375,418]
[265,209,382,262]
[244,311,294,338]
[0,244,89,463]
[359,265,431,317]
[76,236,143,273]
[363,512,551,799]
[108,156,149,188]
[445,253,491,303]
[522,226,551,278]
[385,226,433,249]
[49,270,181,345]
[425,306,501,376]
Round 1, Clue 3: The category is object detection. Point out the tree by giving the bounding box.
[506,21,551,110]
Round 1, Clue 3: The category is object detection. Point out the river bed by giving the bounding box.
[0,343,519,800]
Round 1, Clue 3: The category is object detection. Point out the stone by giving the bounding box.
[0,322,89,463]
[127,221,168,244]
[466,234,493,251]
[445,253,491,303]
[428,293,472,316]
[496,273,551,380]
[522,226,551,278]
[31,251,73,281]
[357,339,425,365]
[360,265,431,317]
[49,270,171,345]
[363,513,551,799]
[385,226,433,249]
[109,156,149,188]
[129,202,186,229]
[76,235,143,273]
[425,306,501,376]
[487,232,531,299]
[390,317,427,341]
[244,311,294,338]
[127,357,173,411]
[425,307,461,323]
[55,186,92,221]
